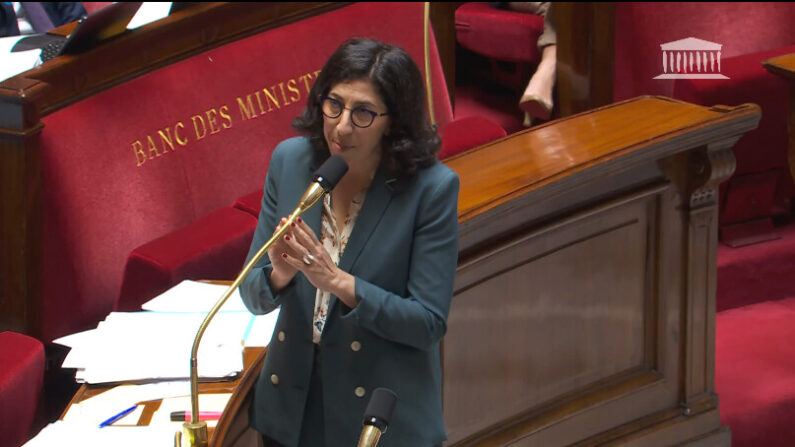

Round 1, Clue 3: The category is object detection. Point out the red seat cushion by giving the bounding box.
[116,207,257,311]
[0,331,44,447]
[233,190,264,217]
[716,297,795,447]
[455,2,544,63]
[438,115,506,159]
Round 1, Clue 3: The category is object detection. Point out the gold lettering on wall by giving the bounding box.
[132,140,146,166]
[192,114,207,140]
[130,69,320,167]
[298,73,313,93]
[206,108,221,135]
[147,135,161,158]
[287,78,301,103]
[158,128,176,153]
[175,122,188,146]
[254,91,266,116]
[277,82,290,106]
[263,88,280,112]
[219,106,232,129]
[237,95,258,121]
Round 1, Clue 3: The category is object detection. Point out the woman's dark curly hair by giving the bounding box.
[292,38,441,178]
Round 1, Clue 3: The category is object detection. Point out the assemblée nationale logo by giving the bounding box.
[654,37,729,79]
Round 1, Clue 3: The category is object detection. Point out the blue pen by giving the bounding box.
[98,405,138,428]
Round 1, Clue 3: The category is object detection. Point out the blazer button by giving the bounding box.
[270,374,279,385]
[354,386,366,398]
[350,340,361,352]
[278,331,286,342]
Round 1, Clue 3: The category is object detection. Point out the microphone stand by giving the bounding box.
[358,425,382,447]
[176,181,328,447]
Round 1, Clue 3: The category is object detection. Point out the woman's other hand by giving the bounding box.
[281,218,357,307]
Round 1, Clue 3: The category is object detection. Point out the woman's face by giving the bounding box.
[322,79,391,173]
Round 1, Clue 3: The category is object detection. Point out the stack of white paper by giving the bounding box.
[55,311,249,383]
[53,280,279,383]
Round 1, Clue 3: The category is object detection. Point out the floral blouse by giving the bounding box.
[312,190,365,343]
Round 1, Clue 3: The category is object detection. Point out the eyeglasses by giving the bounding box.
[319,96,388,128]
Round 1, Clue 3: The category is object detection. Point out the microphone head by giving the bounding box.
[314,155,349,192]
[362,388,397,431]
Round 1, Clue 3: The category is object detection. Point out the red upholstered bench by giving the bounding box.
[715,296,795,447]
[0,331,44,447]
[673,45,795,247]
[116,207,257,311]
[233,190,264,217]
[455,2,544,63]
[454,2,544,91]
[438,114,506,159]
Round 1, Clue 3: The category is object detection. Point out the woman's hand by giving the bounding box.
[280,218,357,307]
[267,217,299,292]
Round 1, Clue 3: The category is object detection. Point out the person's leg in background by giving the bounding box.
[512,2,557,126]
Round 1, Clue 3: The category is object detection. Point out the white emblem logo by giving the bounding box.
[654,37,729,79]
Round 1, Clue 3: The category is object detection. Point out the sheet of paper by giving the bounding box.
[63,381,191,424]
[127,2,174,29]
[244,310,280,347]
[62,311,250,383]
[23,421,177,447]
[141,280,249,313]
[0,36,40,82]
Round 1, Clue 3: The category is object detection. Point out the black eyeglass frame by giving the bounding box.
[319,96,389,128]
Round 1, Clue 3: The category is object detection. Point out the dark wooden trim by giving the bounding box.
[555,2,615,117]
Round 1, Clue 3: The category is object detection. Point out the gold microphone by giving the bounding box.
[176,155,348,447]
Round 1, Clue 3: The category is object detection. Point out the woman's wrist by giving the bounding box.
[269,267,294,294]
[330,269,358,307]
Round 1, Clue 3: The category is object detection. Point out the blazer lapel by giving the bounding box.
[338,169,394,273]
[326,169,394,313]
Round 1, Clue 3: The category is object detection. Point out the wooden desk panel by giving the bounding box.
[443,96,758,446]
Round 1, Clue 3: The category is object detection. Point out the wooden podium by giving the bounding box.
[442,96,757,446]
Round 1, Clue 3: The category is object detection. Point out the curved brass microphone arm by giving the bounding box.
[180,182,326,447]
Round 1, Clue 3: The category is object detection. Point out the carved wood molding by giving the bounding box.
[688,137,738,210]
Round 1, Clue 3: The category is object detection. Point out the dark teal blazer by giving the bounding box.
[240,137,459,447]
